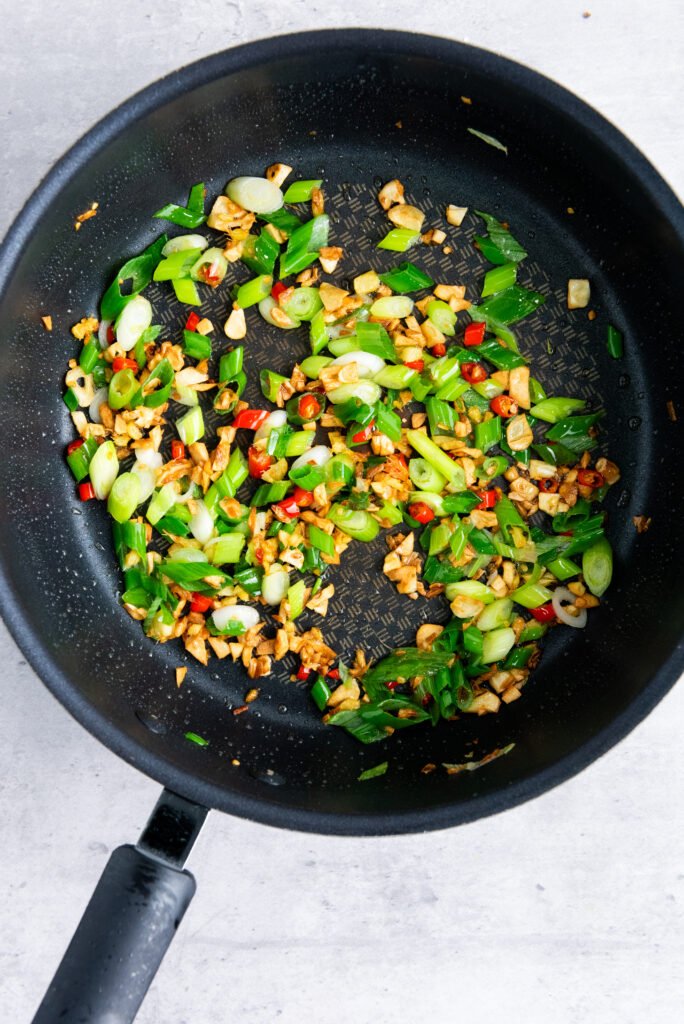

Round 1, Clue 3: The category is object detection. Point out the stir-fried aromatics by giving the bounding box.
[63,169,619,745]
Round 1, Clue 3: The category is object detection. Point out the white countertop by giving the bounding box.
[1,3,683,1022]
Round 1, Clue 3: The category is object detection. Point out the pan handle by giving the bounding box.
[32,789,207,1024]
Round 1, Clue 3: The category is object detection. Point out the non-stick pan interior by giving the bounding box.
[0,32,682,833]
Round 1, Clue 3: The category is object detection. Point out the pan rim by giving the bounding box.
[1,28,683,836]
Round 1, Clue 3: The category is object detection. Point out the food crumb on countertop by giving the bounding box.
[175,666,187,687]
[667,400,677,422]
[41,314,53,331]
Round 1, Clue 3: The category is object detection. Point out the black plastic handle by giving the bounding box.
[33,790,207,1024]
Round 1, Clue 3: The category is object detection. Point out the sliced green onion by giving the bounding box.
[519,620,548,643]
[162,234,208,256]
[477,598,513,631]
[529,377,547,404]
[190,247,227,287]
[176,406,204,445]
[153,182,206,228]
[407,491,446,516]
[309,308,329,354]
[473,417,502,453]
[327,380,382,406]
[107,472,141,523]
[425,397,457,436]
[241,230,280,277]
[66,436,99,482]
[311,674,332,711]
[226,176,284,214]
[283,287,323,322]
[470,284,545,327]
[446,580,494,604]
[108,369,138,410]
[251,480,292,507]
[481,262,517,297]
[377,228,420,252]
[282,579,305,620]
[300,355,333,379]
[204,533,245,564]
[370,295,414,319]
[283,179,323,203]
[530,397,585,423]
[582,537,613,597]
[546,412,602,453]
[475,339,527,370]
[374,402,402,441]
[308,524,335,556]
[510,581,554,609]
[219,347,244,382]
[284,431,314,458]
[358,761,389,781]
[79,341,100,374]
[428,521,452,556]
[205,448,248,511]
[547,556,581,581]
[426,299,456,336]
[89,440,119,499]
[481,627,516,664]
[182,329,212,361]
[405,429,464,488]
[473,210,527,263]
[173,278,201,305]
[101,235,167,321]
[147,483,178,525]
[372,365,417,389]
[327,504,380,542]
[467,129,508,154]
[378,261,433,293]
[236,274,272,309]
[356,322,397,360]
[325,454,355,488]
[606,324,624,359]
[153,248,203,282]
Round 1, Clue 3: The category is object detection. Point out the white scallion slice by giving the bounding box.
[291,445,332,471]
[255,409,287,441]
[189,499,215,545]
[162,234,209,256]
[331,351,386,378]
[115,295,152,352]
[225,176,284,214]
[369,295,414,319]
[89,440,119,500]
[211,604,261,633]
[327,381,382,406]
[262,565,290,606]
[89,386,109,424]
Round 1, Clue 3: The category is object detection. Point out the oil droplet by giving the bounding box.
[628,416,642,430]
[277,704,288,714]
[617,489,631,508]
[618,374,630,389]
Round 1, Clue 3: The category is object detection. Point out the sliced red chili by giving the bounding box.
[490,395,518,418]
[296,664,311,681]
[404,359,425,371]
[577,468,605,489]
[530,603,556,623]
[538,478,559,493]
[292,486,314,507]
[461,361,488,384]
[112,356,139,373]
[190,593,213,614]
[408,501,435,524]
[327,668,340,681]
[248,445,273,479]
[171,440,186,461]
[464,322,486,347]
[66,438,85,455]
[385,680,400,690]
[254,546,265,564]
[352,420,375,444]
[475,490,497,510]
[431,342,447,357]
[298,394,321,420]
[106,325,116,344]
[271,281,287,302]
[233,408,270,431]
[78,482,95,501]
[273,496,300,521]
[185,312,201,332]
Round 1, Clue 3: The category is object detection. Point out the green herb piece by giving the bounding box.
[467,128,508,154]
[379,261,434,293]
[358,761,389,781]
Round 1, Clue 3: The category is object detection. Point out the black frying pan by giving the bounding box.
[1,30,682,1024]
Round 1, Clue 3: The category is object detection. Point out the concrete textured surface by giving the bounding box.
[1,2,683,1022]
